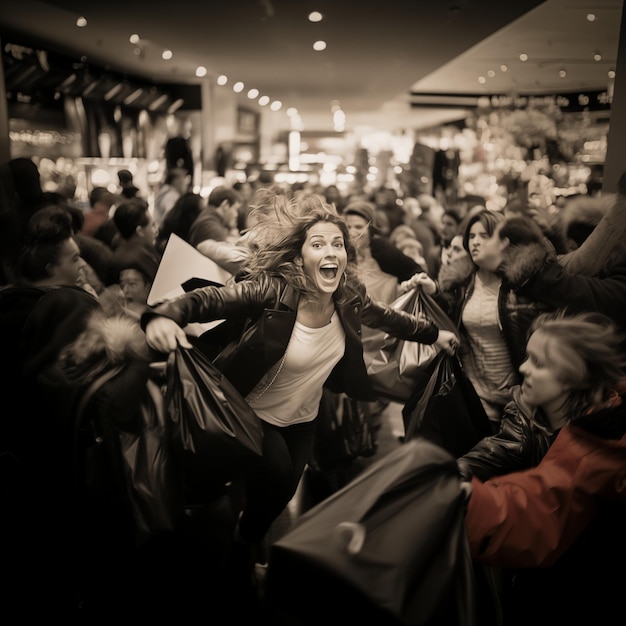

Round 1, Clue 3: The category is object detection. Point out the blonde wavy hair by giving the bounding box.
[242,187,359,298]
[528,309,626,419]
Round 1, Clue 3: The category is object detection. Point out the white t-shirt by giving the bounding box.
[247,312,346,426]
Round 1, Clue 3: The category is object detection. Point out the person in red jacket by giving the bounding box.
[462,309,626,625]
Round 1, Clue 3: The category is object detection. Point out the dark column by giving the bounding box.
[0,36,10,163]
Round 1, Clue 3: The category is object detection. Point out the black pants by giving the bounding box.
[238,419,317,544]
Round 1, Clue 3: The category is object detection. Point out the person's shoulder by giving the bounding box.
[39,285,100,306]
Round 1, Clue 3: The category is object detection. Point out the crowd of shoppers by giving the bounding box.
[1,155,625,624]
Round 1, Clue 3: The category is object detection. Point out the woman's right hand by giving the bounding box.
[435,329,460,356]
[145,316,192,353]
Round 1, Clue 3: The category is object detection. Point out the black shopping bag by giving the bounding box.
[402,352,492,458]
[165,345,264,500]
[266,438,476,626]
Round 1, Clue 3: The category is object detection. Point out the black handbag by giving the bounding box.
[308,389,377,473]
[402,351,493,458]
[165,345,264,500]
[266,438,476,626]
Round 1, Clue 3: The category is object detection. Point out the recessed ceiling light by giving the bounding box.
[129,34,140,44]
[233,81,244,93]
[519,53,528,61]
[270,100,282,111]
[313,40,327,51]
[162,49,173,60]
[586,13,596,22]
[217,75,228,85]
[76,16,87,28]
[500,64,508,72]
[196,66,207,78]
[258,95,270,106]
[309,11,323,22]
[559,69,567,78]
[487,70,495,78]
[478,76,486,84]
[247,88,259,99]
[608,69,616,78]
[593,51,602,61]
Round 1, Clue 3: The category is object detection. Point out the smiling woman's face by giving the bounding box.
[299,221,347,295]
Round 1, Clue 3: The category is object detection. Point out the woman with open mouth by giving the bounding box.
[141,187,459,589]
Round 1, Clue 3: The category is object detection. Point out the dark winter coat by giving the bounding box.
[457,385,557,481]
[466,398,626,567]
[142,272,439,401]
[436,255,547,371]
[465,387,626,626]
[503,240,626,333]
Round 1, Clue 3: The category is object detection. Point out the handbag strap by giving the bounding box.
[75,364,125,425]
[72,364,125,488]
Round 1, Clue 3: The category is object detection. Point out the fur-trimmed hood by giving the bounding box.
[57,310,151,384]
[437,254,475,292]
[501,241,556,289]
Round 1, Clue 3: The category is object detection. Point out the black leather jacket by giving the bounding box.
[143,272,439,401]
[457,386,558,481]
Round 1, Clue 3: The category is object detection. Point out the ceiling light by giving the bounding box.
[233,81,244,93]
[83,80,101,96]
[608,69,616,79]
[217,75,228,85]
[247,88,259,99]
[286,107,298,117]
[519,53,528,61]
[167,98,185,114]
[270,100,282,111]
[309,11,323,22]
[162,49,173,60]
[104,83,123,100]
[478,76,486,84]
[593,51,602,61]
[559,69,567,78]
[129,34,140,44]
[76,16,87,28]
[313,41,327,51]
[124,88,143,105]
[586,13,596,22]
[196,66,207,78]
[258,95,270,106]
[500,64,508,72]
[487,70,495,78]
[149,94,170,111]
[57,73,77,90]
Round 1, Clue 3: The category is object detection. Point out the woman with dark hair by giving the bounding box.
[142,191,459,579]
[437,209,546,431]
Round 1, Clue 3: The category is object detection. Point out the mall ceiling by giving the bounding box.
[0,0,623,132]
